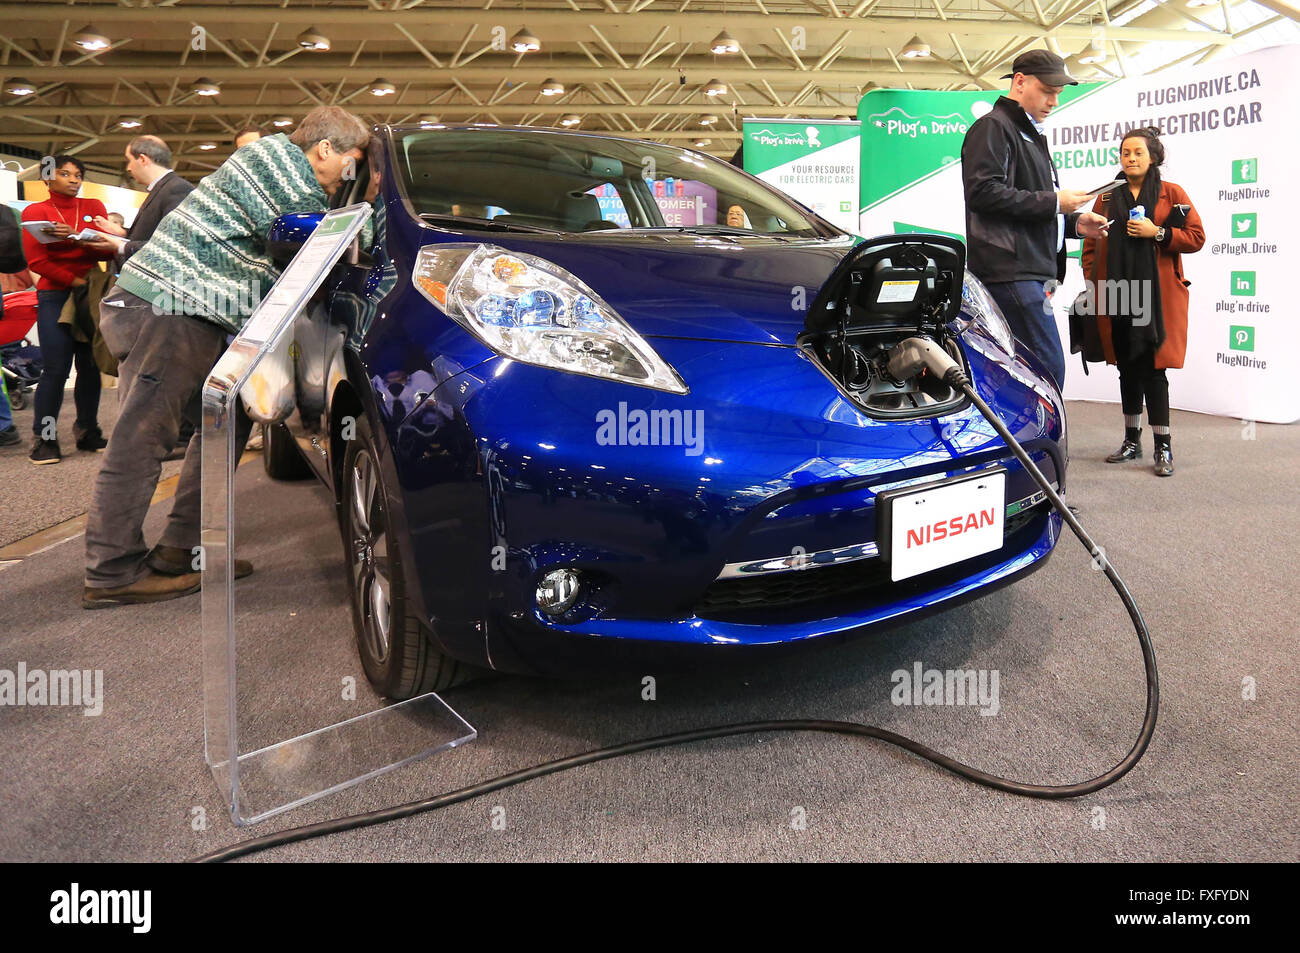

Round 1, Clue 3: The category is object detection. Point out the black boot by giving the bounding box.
[1105,426,1142,463]
[1153,433,1174,477]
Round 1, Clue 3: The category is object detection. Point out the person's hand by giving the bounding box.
[1127,216,1159,239]
[1057,189,1092,214]
[47,222,73,238]
[1076,211,1110,239]
[81,237,119,254]
[70,276,87,287]
[91,215,127,236]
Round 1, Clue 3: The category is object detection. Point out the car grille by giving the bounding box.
[693,502,1049,622]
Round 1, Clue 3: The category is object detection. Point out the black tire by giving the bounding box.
[262,422,314,480]
[341,415,469,699]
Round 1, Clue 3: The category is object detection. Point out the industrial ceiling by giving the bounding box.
[1,0,1296,179]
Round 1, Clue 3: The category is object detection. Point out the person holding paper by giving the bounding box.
[961,49,1110,392]
[82,106,369,608]
[19,154,116,464]
[84,135,194,270]
[1080,127,1205,477]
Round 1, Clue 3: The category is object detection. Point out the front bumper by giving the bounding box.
[388,335,1065,674]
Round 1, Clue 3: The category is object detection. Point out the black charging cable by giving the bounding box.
[193,347,1158,863]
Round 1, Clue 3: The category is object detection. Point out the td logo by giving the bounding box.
[1229,326,1255,352]
[1231,212,1257,237]
[1230,271,1256,296]
[1232,158,1257,184]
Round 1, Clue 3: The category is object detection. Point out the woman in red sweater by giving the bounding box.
[20,155,116,464]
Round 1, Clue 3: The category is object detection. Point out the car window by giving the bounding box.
[393,129,835,236]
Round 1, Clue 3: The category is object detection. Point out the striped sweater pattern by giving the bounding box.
[115,133,327,333]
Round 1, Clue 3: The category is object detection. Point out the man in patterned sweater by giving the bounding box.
[83,105,369,607]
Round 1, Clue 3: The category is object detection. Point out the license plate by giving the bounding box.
[881,470,1006,581]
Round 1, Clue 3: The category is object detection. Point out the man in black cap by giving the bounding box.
[961,49,1109,391]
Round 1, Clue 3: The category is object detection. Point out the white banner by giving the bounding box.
[858,45,1298,424]
[743,119,861,233]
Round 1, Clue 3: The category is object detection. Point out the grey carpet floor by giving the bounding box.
[0,400,1295,862]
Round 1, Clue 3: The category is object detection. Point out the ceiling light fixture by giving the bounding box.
[1078,38,1107,65]
[704,78,727,97]
[118,117,143,129]
[4,78,36,96]
[900,35,931,59]
[710,31,740,55]
[197,142,217,151]
[271,115,294,128]
[511,28,541,53]
[699,114,718,126]
[70,25,111,53]
[540,78,565,96]
[296,27,331,52]
[369,78,397,97]
[192,77,221,97]
[559,114,581,126]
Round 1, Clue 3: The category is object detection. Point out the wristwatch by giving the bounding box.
[1154,226,1167,243]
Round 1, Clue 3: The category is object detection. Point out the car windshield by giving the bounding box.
[392,128,836,237]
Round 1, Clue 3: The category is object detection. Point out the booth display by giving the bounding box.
[857,45,1299,423]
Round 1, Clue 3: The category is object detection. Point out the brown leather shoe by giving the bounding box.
[83,570,201,609]
[146,544,253,579]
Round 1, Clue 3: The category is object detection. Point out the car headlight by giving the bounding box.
[954,271,1016,357]
[412,243,687,394]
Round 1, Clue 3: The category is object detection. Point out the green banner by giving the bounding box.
[742,118,861,232]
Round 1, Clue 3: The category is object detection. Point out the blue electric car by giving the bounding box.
[265,124,1065,698]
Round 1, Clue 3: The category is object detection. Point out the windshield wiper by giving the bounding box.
[418,213,562,234]
[620,225,802,241]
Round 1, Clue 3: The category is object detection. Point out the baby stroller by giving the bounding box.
[1,288,40,412]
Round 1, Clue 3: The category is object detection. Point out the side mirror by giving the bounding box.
[267,211,326,264]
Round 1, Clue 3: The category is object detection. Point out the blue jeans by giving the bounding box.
[985,279,1065,392]
[33,286,101,441]
[0,374,12,431]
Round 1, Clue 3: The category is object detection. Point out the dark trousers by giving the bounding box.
[985,279,1065,393]
[33,287,101,441]
[85,288,252,588]
[1118,351,1170,427]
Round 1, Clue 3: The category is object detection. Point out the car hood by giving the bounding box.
[436,231,859,346]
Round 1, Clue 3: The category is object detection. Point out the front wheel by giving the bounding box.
[341,415,468,698]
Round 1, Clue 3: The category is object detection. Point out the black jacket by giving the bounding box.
[961,96,1079,284]
[117,171,195,263]
[0,202,24,319]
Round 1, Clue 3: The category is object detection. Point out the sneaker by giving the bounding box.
[83,570,202,609]
[0,426,21,448]
[29,438,62,465]
[74,425,108,453]
[246,424,264,452]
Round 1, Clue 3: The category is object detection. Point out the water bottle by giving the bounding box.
[1129,205,1145,221]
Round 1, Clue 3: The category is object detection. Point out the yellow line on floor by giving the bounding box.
[0,450,258,563]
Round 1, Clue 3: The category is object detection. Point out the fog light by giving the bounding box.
[536,568,580,616]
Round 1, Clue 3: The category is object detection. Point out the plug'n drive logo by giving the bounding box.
[50,884,151,933]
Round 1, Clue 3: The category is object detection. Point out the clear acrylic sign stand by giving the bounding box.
[201,204,475,826]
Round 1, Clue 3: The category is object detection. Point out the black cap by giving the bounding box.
[1001,49,1078,86]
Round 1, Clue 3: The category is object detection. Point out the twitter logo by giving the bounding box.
[1232,213,1257,238]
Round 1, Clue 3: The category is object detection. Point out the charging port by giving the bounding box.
[799,234,969,419]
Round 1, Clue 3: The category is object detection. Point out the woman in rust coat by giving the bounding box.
[1081,127,1205,476]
